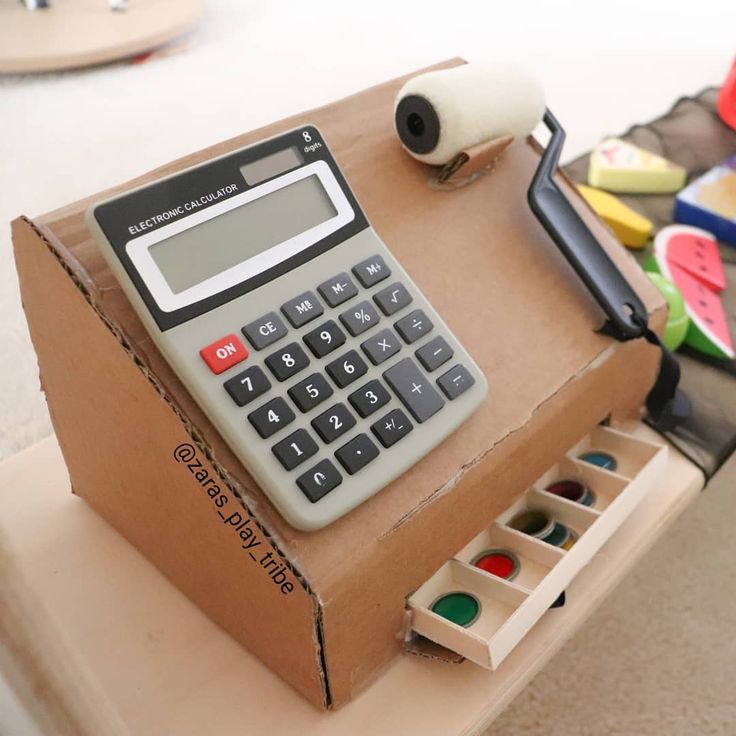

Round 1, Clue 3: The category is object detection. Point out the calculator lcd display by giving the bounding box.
[148,175,337,294]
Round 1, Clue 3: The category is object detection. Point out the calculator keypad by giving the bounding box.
[199,252,482,515]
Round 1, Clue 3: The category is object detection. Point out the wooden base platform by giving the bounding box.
[0,425,703,735]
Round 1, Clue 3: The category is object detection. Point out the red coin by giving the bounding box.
[474,552,516,579]
[545,479,586,503]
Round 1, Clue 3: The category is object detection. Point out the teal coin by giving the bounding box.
[578,451,618,472]
[430,592,481,627]
[580,489,597,507]
[541,522,571,548]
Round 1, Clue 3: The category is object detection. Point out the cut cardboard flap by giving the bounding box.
[14,59,665,708]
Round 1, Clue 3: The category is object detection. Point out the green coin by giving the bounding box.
[430,592,481,627]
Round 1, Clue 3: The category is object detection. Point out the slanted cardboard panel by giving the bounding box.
[11,217,329,709]
[13,59,665,708]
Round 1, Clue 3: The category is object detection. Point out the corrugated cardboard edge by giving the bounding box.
[11,215,333,709]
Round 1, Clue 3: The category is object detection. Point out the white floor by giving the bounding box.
[0,1,734,733]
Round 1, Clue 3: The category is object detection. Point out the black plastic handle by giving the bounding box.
[528,109,647,340]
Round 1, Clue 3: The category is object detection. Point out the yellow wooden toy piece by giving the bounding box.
[578,184,653,248]
[588,138,686,194]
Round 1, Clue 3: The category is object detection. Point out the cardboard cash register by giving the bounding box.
[12,60,669,710]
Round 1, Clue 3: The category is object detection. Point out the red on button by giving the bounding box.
[200,334,248,374]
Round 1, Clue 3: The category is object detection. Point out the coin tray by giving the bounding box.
[408,424,667,668]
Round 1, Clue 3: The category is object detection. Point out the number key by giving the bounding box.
[325,350,368,388]
[223,365,271,406]
[265,342,310,381]
[311,403,356,443]
[296,459,342,503]
[303,320,346,358]
[248,397,295,438]
[348,380,391,418]
[288,373,334,413]
[272,429,318,470]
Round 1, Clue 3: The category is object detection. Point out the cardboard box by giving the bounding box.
[11,60,665,709]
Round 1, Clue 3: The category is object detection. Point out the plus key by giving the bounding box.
[383,357,444,423]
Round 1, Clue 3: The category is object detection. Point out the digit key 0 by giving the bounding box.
[296,459,343,503]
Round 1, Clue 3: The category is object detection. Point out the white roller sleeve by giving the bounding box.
[395,63,545,165]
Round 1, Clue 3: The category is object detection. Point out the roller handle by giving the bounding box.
[528,109,647,340]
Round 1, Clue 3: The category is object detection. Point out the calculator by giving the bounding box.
[86,126,488,530]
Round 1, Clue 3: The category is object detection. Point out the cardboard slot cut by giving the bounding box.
[408,423,667,669]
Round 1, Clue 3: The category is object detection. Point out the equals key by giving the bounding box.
[437,364,475,400]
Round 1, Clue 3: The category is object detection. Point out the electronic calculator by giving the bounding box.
[86,126,488,530]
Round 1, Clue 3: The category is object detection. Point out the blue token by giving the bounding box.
[578,450,617,472]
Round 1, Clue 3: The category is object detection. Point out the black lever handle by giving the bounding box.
[528,109,647,340]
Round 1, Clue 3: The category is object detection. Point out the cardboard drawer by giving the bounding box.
[408,424,667,668]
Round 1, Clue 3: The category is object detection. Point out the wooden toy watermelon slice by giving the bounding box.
[654,225,726,293]
[647,252,733,359]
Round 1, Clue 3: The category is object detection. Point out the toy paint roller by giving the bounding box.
[395,63,689,429]
[395,63,545,167]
